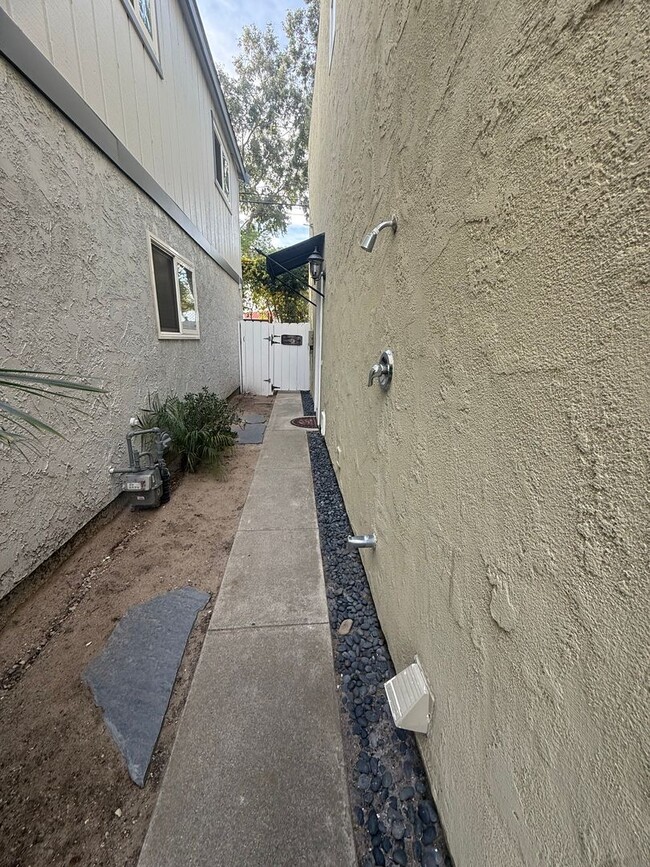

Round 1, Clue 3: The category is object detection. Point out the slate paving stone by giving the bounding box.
[232,422,267,444]
[242,412,266,424]
[83,587,209,786]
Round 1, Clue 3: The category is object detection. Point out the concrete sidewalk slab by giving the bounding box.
[274,391,302,401]
[239,467,318,531]
[209,529,328,630]
[258,431,309,469]
[138,392,355,867]
[138,626,356,867]
[268,396,305,431]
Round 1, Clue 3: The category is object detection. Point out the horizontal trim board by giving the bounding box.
[0,9,240,285]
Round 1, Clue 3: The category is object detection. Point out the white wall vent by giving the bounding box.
[384,661,432,734]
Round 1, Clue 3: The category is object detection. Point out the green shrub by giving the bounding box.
[140,388,240,472]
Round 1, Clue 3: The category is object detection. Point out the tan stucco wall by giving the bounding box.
[309,2,649,865]
[0,60,242,599]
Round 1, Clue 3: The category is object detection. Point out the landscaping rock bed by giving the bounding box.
[302,392,452,867]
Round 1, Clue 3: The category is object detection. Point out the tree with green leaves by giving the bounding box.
[220,0,319,245]
[242,254,309,323]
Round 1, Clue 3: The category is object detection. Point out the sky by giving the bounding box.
[196,0,306,73]
[196,0,310,249]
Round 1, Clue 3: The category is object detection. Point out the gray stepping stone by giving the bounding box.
[242,412,266,424]
[233,422,267,444]
[83,587,209,786]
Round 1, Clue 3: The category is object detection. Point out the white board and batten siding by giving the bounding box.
[1,0,240,272]
[240,322,311,395]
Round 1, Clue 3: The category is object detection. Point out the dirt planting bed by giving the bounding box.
[0,394,271,867]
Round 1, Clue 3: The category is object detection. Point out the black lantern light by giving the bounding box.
[307,248,324,282]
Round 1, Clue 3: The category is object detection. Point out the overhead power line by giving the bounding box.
[240,198,306,207]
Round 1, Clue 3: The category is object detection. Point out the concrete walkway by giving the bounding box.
[139,393,356,867]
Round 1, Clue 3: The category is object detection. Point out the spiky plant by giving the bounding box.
[0,368,106,454]
[139,389,239,473]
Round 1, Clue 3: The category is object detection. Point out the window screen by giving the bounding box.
[151,244,179,332]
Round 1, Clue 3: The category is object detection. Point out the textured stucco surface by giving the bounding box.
[309,1,649,865]
[0,60,242,599]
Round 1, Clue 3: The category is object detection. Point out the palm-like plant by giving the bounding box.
[139,389,239,472]
[0,368,106,452]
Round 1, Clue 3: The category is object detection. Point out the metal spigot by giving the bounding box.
[347,534,377,552]
[367,349,394,391]
[368,363,384,387]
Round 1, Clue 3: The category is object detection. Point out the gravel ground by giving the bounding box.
[302,392,453,867]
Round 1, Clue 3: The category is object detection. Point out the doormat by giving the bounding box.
[290,416,319,429]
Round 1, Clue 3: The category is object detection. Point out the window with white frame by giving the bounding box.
[122,0,159,59]
[149,238,199,338]
[213,120,231,200]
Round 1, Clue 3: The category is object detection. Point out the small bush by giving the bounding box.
[140,388,240,472]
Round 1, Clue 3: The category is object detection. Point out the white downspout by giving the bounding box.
[314,282,324,419]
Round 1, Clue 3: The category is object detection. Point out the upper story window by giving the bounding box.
[213,118,231,204]
[120,0,161,72]
[132,0,157,47]
[149,236,199,339]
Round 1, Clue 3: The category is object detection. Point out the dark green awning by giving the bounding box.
[264,233,325,280]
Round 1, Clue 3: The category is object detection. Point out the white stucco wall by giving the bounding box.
[310,1,649,865]
[0,60,242,599]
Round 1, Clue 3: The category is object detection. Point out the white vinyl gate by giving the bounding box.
[240,321,311,395]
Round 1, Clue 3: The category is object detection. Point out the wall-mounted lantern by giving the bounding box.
[307,248,325,282]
